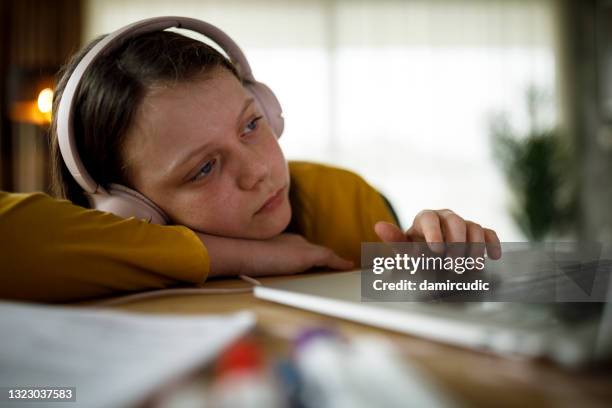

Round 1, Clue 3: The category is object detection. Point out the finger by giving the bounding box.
[434,209,466,259]
[409,210,445,253]
[466,221,485,260]
[410,210,443,241]
[435,209,467,242]
[484,228,502,260]
[375,221,407,243]
[374,221,416,260]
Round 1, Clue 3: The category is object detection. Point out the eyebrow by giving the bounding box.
[168,97,256,177]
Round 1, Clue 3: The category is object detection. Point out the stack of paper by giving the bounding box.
[0,301,255,408]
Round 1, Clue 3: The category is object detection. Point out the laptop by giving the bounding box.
[254,249,612,367]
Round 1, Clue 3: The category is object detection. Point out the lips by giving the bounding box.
[255,186,286,215]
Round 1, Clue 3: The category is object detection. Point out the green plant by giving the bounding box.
[490,88,577,241]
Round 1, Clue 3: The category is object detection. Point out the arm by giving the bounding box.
[198,232,353,278]
[0,192,352,303]
[0,192,208,303]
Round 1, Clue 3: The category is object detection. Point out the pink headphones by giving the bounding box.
[56,16,284,224]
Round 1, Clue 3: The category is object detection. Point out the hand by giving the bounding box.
[374,209,501,259]
[196,232,354,278]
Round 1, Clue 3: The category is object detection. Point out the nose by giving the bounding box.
[237,149,270,191]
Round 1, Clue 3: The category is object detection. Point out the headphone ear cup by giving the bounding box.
[245,80,284,138]
[88,184,170,225]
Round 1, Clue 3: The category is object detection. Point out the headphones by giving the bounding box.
[56,16,284,224]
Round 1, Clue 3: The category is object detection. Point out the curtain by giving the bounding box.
[84,0,558,240]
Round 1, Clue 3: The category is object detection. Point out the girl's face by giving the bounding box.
[122,69,291,239]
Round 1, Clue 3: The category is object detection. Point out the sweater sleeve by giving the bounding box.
[0,192,209,303]
[288,162,398,265]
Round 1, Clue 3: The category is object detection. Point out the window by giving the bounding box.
[85,0,557,240]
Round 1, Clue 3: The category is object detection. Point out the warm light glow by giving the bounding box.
[37,88,53,114]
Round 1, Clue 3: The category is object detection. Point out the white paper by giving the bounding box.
[0,301,255,408]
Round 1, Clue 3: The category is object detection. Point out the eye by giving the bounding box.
[191,158,216,182]
[243,116,263,135]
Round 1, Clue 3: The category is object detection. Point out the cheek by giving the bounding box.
[187,190,243,225]
[167,187,243,232]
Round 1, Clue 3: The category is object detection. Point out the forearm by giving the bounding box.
[195,231,354,278]
[195,232,246,278]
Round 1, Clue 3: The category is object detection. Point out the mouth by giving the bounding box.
[255,186,287,215]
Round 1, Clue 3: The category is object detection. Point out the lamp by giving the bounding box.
[7,68,55,126]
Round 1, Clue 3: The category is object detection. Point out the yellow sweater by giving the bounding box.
[0,162,396,302]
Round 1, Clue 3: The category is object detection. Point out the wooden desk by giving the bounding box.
[113,274,612,408]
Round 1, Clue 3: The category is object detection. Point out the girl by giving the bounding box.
[50,26,500,283]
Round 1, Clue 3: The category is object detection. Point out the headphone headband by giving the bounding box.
[57,16,272,195]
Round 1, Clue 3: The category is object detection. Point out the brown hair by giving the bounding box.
[50,31,240,207]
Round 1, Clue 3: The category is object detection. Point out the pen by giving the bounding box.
[274,358,306,408]
[211,337,283,408]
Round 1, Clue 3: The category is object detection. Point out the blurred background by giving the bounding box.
[1,0,611,242]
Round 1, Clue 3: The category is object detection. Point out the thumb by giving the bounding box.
[375,221,407,243]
